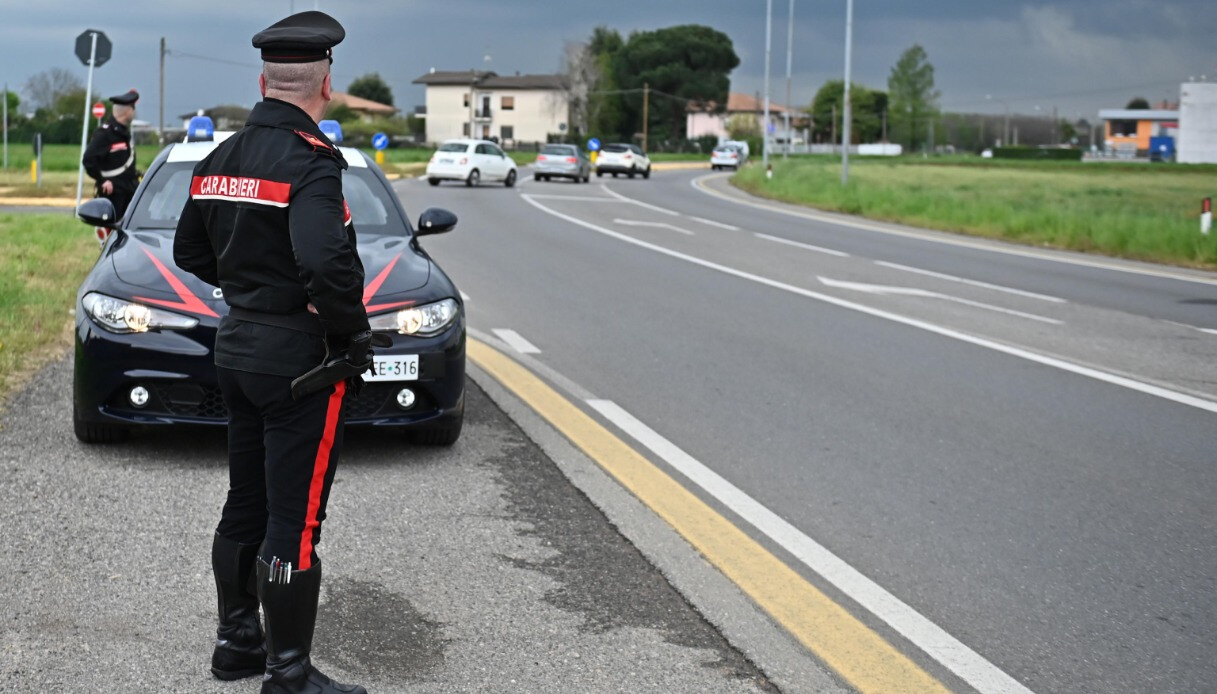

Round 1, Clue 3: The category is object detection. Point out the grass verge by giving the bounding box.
[0,213,98,402]
[733,157,1217,269]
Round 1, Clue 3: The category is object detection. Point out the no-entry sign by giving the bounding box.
[92,102,105,119]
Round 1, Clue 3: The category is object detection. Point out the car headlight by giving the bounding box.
[368,298,459,336]
[81,292,198,333]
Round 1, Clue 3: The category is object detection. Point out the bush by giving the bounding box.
[993,147,1082,161]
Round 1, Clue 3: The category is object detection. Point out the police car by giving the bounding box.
[72,117,466,445]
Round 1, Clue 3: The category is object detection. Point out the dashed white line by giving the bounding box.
[588,398,1037,694]
[600,184,681,216]
[492,328,541,354]
[817,276,1063,325]
[524,194,618,202]
[614,219,694,235]
[755,232,849,257]
[875,261,1066,303]
[688,216,740,231]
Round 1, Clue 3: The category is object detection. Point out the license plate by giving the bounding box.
[364,355,419,382]
[439,158,453,164]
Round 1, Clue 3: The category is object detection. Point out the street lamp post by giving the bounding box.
[840,0,853,185]
[763,0,772,172]
[783,0,794,159]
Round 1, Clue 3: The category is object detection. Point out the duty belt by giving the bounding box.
[227,306,324,335]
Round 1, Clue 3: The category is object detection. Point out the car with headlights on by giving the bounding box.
[534,144,590,183]
[72,120,467,445]
[425,138,517,187]
[594,143,651,179]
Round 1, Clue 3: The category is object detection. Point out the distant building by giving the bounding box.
[178,105,251,131]
[1097,108,1178,156]
[412,70,567,145]
[686,92,804,143]
[1177,82,1217,164]
[328,91,398,122]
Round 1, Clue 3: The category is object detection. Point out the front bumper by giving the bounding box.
[73,316,466,429]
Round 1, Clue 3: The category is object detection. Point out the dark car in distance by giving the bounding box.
[72,126,466,445]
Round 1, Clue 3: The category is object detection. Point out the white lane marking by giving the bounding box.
[691,174,1217,288]
[600,184,681,216]
[875,261,1066,303]
[524,194,619,202]
[1165,320,1217,336]
[459,290,471,302]
[613,218,695,236]
[492,328,541,354]
[756,232,850,257]
[818,276,1063,325]
[688,216,740,231]
[520,192,1217,414]
[588,399,1036,694]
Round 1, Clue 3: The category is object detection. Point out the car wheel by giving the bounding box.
[505,169,517,187]
[466,169,480,187]
[582,173,590,183]
[711,164,718,171]
[627,169,636,179]
[596,170,603,177]
[406,401,464,446]
[428,178,440,186]
[73,405,130,444]
[643,166,651,179]
[612,172,618,178]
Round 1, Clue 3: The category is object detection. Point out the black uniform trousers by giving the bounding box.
[100,179,138,221]
[215,366,347,572]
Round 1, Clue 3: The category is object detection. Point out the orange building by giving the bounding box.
[1098,108,1178,153]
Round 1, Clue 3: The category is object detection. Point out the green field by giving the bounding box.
[733,156,1217,269]
[0,213,98,400]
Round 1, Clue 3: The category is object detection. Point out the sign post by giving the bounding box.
[74,29,112,210]
[587,137,600,165]
[371,131,388,166]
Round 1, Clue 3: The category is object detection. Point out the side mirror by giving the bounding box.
[416,207,457,236]
[77,198,118,228]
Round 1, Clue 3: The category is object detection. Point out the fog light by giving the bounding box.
[395,388,416,410]
[129,386,150,408]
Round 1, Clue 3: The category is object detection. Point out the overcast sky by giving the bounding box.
[2,0,1214,126]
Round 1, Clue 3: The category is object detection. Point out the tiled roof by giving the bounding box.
[413,70,565,90]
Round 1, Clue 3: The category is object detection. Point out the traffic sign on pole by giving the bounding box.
[371,132,389,150]
[587,137,600,152]
[92,102,105,119]
[75,29,111,67]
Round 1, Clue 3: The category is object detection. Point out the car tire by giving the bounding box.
[596,170,603,177]
[505,169,517,187]
[466,169,480,187]
[582,173,590,183]
[612,172,618,178]
[428,178,440,186]
[406,401,464,446]
[643,166,651,180]
[712,164,719,171]
[73,405,130,444]
[627,169,636,179]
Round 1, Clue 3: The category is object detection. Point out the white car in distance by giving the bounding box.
[427,139,518,187]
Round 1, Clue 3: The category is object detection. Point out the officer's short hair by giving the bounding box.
[262,59,329,98]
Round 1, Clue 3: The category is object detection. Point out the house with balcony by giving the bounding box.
[412,69,568,146]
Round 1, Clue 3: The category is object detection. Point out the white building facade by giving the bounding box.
[1178,82,1217,164]
[414,70,568,146]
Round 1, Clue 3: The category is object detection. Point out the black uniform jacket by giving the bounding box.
[173,98,369,378]
[82,116,139,196]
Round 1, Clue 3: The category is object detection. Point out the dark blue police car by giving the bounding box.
[72,119,466,445]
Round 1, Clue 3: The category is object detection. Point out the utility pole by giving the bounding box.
[642,82,649,151]
[783,0,794,158]
[159,37,166,144]
[881,109,887,143]
[2,82,8,169]
[831,105,836,146]
[762,0,772,171]
[840,0,854,184]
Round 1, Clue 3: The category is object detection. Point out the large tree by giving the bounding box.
[810,80,888,144]
[22,67,83,112]
[612,24,739,148]
[886,44,940,152]
[347,72,393,107]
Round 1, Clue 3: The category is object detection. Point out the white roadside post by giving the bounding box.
[75,31,99,210]
[1203,197,1212,235]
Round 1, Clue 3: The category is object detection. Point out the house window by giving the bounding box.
[463,93,469,108]
[501,125,514,141]
[501,96,515,110]
[462,122,470,136]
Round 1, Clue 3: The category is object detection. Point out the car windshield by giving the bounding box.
[541,145,574,155]
[602,144,629,153]
[437,142,468,153]
[127,159,409,236]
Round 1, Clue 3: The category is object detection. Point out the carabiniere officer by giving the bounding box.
[173,11,371,694]
[82,89,140,220]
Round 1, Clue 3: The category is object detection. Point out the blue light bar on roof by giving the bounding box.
[318,119,343,143]
[187,116,215,142]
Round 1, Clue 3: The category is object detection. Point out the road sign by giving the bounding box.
[75,29,111,67]
[587,138,600,152]
[92,102,105,119]
[371,132,389,150]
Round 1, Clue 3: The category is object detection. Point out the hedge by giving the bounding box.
[992,147,1083,161]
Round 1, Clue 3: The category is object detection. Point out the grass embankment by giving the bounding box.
[733,157,1217,269]
[0,213,98,400]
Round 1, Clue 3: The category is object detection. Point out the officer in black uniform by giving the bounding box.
[173,11,369,694]
[82,89,140,219]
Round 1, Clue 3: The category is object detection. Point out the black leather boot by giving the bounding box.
[211,533,266,680]
[257,557,366,694]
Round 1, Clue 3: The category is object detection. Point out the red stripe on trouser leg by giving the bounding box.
[299,380,345,570]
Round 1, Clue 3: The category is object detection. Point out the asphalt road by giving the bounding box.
[398,166,1217,694]
[0,363,780,692]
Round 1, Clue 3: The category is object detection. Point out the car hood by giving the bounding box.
[110,231,429,319]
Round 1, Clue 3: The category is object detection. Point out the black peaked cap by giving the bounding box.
[109,89,139,105]
[252,11,345,63]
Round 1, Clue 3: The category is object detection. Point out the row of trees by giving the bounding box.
[4,67,101,145]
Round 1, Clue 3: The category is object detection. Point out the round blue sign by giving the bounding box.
[587,138,601,152]
[371,132,389,150]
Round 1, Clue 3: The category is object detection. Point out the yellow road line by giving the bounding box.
[651,161,712,171]
[0,197,77,207]
[469,338,950,694]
